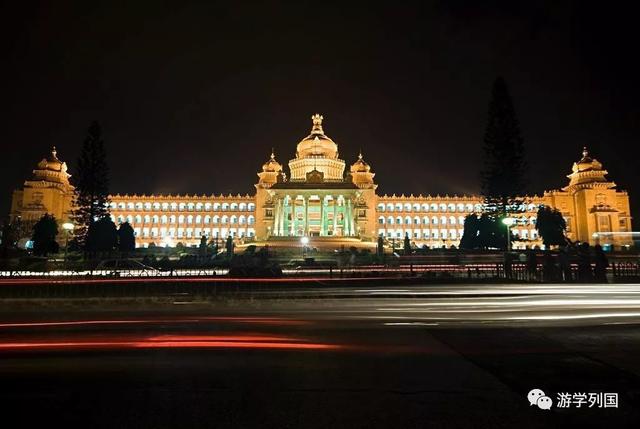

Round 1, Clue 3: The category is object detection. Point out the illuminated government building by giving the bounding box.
[9,114,634,249]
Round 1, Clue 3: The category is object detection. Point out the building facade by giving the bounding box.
[9,114,634,249]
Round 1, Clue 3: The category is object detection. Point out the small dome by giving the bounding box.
[262,150,282,172]
[351,152,371,173]
[573,147,603,173]
[295,114,339,159]
[37,146,67,173]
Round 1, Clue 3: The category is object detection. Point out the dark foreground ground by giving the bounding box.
[1,283,640,428]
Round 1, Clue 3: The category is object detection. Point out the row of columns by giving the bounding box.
[271,194,356,237]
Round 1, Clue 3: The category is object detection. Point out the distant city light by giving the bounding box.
[62,222,74,231]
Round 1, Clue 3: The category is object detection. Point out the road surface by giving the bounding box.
[1,283,639,428]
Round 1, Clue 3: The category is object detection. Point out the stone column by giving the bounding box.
[279,196,286,237]
[290,196,296,236]
[272,197,279,237]
[333,196,338,236]
[320,195,326,236]
[304,196,309,236]
[345,198,351,236]
[350,199,356,236]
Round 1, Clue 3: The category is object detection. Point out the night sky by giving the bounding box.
[2,1,639,218]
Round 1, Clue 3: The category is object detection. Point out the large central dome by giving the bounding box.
[295,114,339,159]
[289,114,346,182]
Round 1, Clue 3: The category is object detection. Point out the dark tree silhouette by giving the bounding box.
[377,234,384,257]
[225,235,234,258]
[460,213,508,250]
[480,77,527,216]
[86,217,117,253]
[117,222,136,253]
[199,235,207,256]
[459,214,480,250]
[403,233,411,255]
[536,206,568,247]
[31,214,59,256]
[1,219,19,257]
[72,121,110,247]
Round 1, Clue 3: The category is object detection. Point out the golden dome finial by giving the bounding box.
[582,146,589,159]
[311,113,324,134]
[51,146,57,158]
[358,149,363,160]
[270,147,275,160]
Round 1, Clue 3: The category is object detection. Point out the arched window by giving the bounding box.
[413,203,420,212]
[404,203,412,212]
[127,215,133,224]
[153,203,161,211]
[421,203,429,212]
[377,203,385,212]
[430,203,438,212]
[204,215,211,224]
[179,203,186,211]
[178,215,184,224]
[230,203,238,211]
[378,216,385,224]
[161,202,169,211]
[221,215,229,224]
[386,203,394,212]
[466,203,473,212]
[422,216,429,225]
[387,216,394,225]
[239,215,246,225]
[152,215,159,224]
[187,215,193,224]
[247,215,255,225]
[457,203,464,212]
[396,216,402,225]
[135,215,142,224]
[204,203,211,211]
[458,216,465,225]
[213,215,220,224]
[440,216,447,225]
[439,204,447,212]
[222,203,229,211]
[449,216,456,225]
[195,203,203,211]
[239,203,246,211]
[414,216,420,225]
[144,215,151,223]
[187,203,195,211]
[161,215,168,224]
[395,203,403,212]
[404,216,411,225]
[169,215,176,223]
[230,215,237,224]
[247,203,255,212]
[195,215,202,224]
[213,203,220,211]
[432,216,438,225]
[127,202,134,210]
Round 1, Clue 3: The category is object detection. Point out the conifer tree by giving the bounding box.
[72,121,110,247]
[480,77,527,216]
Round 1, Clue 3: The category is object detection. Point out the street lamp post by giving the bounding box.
[300,236,309,259]
[502,217,515,252]
[62,222,74,269]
